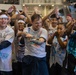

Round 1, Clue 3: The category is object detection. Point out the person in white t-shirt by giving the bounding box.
[18,14,49,75]
[0,14,14,75]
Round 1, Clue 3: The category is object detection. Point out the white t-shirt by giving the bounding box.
[50,36,67,67]
[23,26,48,58]
[0,25,14,71]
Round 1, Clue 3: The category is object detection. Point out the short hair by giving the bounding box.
[50,14,57,18]
[58,22,66,28]
[31,14,42,22]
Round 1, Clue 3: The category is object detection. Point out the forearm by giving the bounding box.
[65,23,73,36]
[24,11,31,24]
[11,13,18,19]
[42,9,54,22]
[30,35,46,45]
[48,34,54,44]
[14,20,18,36]
[65,20,76,36]
[66,21,71,28]
[31,39,44,45]
[19,36,25,47]
[57,37,66,48]
[0,41,11,50]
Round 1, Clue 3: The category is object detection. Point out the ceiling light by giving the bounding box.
[39,4,41,6]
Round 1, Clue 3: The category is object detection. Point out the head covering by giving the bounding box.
[18,20,25,24]
[0,14,8,19]
[67,14,72,18]
[19,15,26,19]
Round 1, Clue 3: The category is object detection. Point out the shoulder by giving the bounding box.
[5,26,14,32]
[23,27,31,32]
[40,27,47,32]
[6,25,13,29]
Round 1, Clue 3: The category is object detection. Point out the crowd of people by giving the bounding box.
[0,5,76,75]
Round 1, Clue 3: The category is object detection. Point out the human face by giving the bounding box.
[66,16,72,22]
[52,18,58,27]
[18,22,24,31]
[32,18,42,31]
[57,24,65,36]
[1,18,8,27]
[0,18,8,29]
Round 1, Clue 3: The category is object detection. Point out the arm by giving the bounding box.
[17,31,33,39]
[11,13,18,19]
[18,36,25,47]
[66,21,72,28]
[0,41,11,50]
[42,8,55,23]
[47,33,55,44]
[31,37,46,45]
[55,31,68,48]
[23,6,32,24]
[30,28,47,45]
[57,36,68,49]
[65,20,76,37]
[14,20,19,37]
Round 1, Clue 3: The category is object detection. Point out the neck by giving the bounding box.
[0,26,7,30]
[32,26,39,31]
